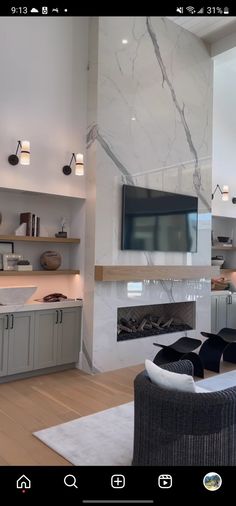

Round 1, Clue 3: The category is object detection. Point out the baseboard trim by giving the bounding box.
[0,363,76,384]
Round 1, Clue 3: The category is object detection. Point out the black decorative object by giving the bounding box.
[55,218,67,238]
[153,336,204,378]
[199,327,236,373]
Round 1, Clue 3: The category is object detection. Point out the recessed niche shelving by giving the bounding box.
[212,215,236,273]
[0,187,84,276]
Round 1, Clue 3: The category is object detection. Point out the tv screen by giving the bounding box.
[121,185,198,252]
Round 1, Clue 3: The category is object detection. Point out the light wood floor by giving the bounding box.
[0,360,234,466]
[0,364,143,465]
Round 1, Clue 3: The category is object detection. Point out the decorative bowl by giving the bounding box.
[40,251,61,270]
[217,236,230,243]
[0,286,37,305]
[211,259,225,267]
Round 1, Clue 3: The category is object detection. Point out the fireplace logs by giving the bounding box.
[117,312,192,341]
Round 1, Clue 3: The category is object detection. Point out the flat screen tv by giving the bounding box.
[121,185,198,252]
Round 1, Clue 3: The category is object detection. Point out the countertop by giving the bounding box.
[211,290,232,295]
[0,299,83,314]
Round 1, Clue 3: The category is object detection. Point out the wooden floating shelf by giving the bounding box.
[212,246,236,251]
[0,235,80,244]
[0,270,80,276]
[221,269,236,275]
[94,265,219,282]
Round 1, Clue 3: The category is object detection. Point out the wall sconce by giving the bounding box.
[8,140,30,166]
[62,153,84,176]
[212,184,229,201]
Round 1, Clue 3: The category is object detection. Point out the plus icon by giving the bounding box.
[111,475,125,489]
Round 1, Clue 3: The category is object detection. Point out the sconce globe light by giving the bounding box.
[62,152,84,176]
[20,140,30,165]
[8,140,30,166]
[212,184,229,201]
[75,153,84,176]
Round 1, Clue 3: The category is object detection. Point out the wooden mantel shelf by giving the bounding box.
[94,265,220,282]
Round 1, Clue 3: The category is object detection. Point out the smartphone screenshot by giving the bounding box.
[0,2,235,501]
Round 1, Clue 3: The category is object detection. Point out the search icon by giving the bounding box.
[64,474,78,488]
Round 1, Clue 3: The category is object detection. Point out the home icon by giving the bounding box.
[16,475,31,489]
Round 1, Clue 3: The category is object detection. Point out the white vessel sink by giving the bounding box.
[0,286,37,305]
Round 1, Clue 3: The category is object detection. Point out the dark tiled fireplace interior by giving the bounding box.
[117,301,196,341]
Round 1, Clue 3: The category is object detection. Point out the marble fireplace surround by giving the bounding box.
[91,266,219,370]
[83,16,215,373]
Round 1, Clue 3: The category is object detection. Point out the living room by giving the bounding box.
[1,13,236,484]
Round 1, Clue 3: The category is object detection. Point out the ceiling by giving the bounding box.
[167,17,236,43]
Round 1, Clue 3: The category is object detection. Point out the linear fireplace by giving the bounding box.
[117,301,196,341]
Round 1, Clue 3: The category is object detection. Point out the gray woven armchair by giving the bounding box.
[133,360,236,466]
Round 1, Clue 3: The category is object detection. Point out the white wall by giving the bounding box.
[0,17,88,197]
[0,17,89,305]
[212,47,236,217]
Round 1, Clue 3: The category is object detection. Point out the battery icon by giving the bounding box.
[224,7,229,14]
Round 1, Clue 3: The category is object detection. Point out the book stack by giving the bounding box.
[20,213,40,237]
[16,264,33,271]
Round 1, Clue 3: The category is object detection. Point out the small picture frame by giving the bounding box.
[3,254,23,271]
[0,242,14,270]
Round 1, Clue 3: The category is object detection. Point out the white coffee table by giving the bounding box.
[197,370,236,391]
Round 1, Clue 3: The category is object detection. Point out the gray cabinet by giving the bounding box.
[34,310,58,369]
[34,307,81,370]
[211,293,236,333]
[0,315,8,377]
[7,312,35,375]
[57,307,80,365]
[226,294,236,329]
[0,305,81,379]
[211,294,228,333]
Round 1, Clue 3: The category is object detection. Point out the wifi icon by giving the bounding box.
[186,6,196,13]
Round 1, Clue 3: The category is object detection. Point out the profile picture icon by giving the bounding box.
[203,472,222,491]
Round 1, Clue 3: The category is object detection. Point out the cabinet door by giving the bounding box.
[0,315,8,377]
[34,310,58,370]
[226,295,236,329]
[215,296,228,333]
[57,307,81,365]
[7,312,34,375]
[211,296,218,333]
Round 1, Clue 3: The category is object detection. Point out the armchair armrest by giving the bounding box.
[133,370,236,465]
[160,359,193,376]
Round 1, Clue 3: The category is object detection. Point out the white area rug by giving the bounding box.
[34,401,134,466]
[34,370,236,466]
